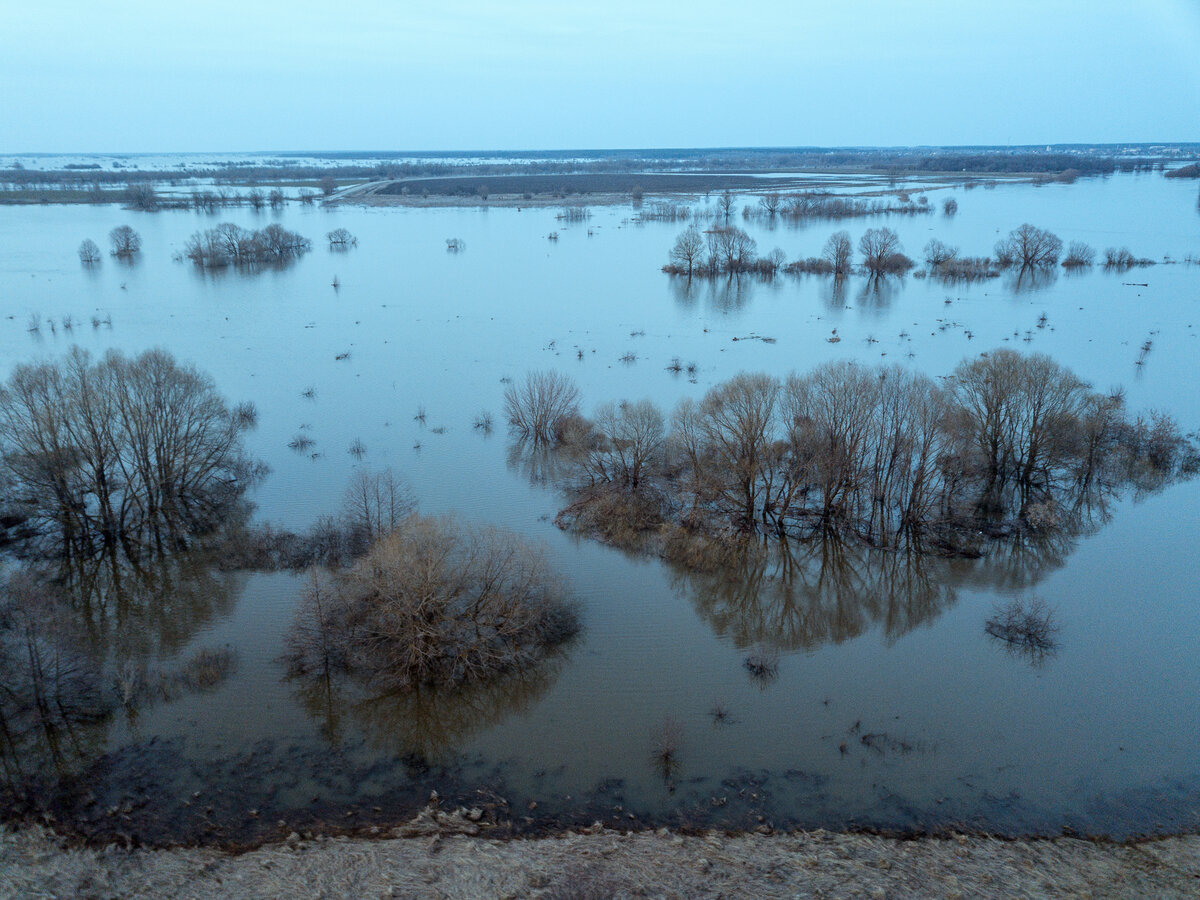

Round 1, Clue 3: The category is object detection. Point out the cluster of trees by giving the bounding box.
[0,348,263,561]
[666,226,913,278]
[534,351,1193,554]
[744,191,930,223]
[667,219,1163,285]
[183,223,311,267]
[922,225,1156,279]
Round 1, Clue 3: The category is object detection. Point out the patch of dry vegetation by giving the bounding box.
[283,515,579,691]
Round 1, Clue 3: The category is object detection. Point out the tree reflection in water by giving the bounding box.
[287,644,572,761]
[0,550,241,797]
[675,524,1088,655]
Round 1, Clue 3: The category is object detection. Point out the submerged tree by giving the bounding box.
[822,231,853,275]
[77,239,101,264]
[668,226,705,277]
[108,225,141,257]
[326,227,357,248]
[503,371,581,443]
[858,227,912,275]
[994,224,1063,269]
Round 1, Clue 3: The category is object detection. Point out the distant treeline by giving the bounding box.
[3,146,1186,197]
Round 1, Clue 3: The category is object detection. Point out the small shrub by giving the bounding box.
[504,371,580,443]
[1062,241,1096,268]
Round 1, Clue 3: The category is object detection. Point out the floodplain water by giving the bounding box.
[1,172,1198,841]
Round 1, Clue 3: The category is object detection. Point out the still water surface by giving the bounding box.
[1,172,1198,840]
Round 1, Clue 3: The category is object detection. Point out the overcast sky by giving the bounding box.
[4,0,1199,152]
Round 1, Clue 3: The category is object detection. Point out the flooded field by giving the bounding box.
[1,172,1199,844]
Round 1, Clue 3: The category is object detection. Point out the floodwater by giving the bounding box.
[1,172,1199,842]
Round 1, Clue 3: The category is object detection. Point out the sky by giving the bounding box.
[3,0,1200,153]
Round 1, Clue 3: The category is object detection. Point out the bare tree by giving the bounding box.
[319,175,337,197]
[717,190,735,220]
[108,225,141,258]
[341,467,415,543]
[268,188,285,209]
[583,399,665,489]
[995,224,1063,269]
[326,228,357,248]
[504,371,581,443]
[668,226,705,277]
[757,193,782,217]
[942,197,958,216]
[822,231,853,275]
[78,239,101,264]
[923,238,959,268]
[705,226,758,274]
[125,183,159,211]
[247,189,265,210]
[676,373,780,527]
[0,348,262,560]
[858,227,908,274]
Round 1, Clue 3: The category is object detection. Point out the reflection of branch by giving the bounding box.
[506,436,572,486]
[677,532,958,652]
[985,597,1060,667]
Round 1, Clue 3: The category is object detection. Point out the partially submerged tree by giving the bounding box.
[108,225,141,257]
[504,371,581,443]
[183,223,311,267]
[995,224,1062,269]
[0,348,263,560]
[551,352,1196,554]
[580,399,666,489]
[705,225,758,274]
[326,228,357,248]
[341,467,415,546]
[923,238,959,268]
[822,231,853,275]
[78,239,101,263]
[1061,241,1096,268]
[668,226,705,277]
[859,227,912,274]
[125,183,159,211]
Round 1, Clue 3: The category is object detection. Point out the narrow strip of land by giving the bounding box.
[4,825,1198,899]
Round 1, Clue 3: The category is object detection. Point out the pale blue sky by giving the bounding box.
[4,0,1199,152]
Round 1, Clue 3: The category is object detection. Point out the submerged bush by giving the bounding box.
[1061,241,1096,268]
[504,370,581,443]
[284,516,579,690]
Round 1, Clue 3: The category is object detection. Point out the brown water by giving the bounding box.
[1,172,1199,843]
